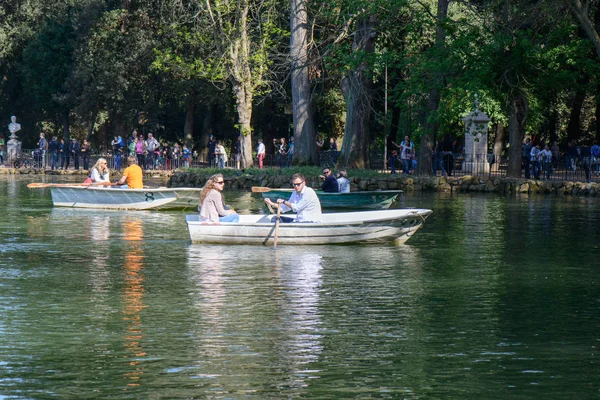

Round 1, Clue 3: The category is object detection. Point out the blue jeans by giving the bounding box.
[402,158,410,174]
[219,213,239,223]
[389,156,397,174]
[433,158,446,176]
[50,152,58,170]
[532,161,541,179]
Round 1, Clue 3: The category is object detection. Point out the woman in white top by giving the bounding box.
[88,158,111,186]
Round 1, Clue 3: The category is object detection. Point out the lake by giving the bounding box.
[1,175,599,399]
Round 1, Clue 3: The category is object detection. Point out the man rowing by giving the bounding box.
[264,173,322,223]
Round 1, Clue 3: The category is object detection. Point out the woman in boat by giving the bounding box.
[199,174,239,223]
[87,158,111,186]
[336,169,350,193]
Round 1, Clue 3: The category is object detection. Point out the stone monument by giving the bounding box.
[7,115,22,159]
[462,96,490,175]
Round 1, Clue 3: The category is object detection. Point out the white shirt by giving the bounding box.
[257,142,265,155]
[279,186,322,222]
[540,149,552,163]
[90,168,109,183]
[337,177,350,193]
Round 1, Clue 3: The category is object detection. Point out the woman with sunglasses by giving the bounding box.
[86,157,112,186]
[199,174,239,223]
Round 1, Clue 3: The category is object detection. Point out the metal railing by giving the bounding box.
[4,148,599,182]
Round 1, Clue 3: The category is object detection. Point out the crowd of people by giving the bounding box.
[121,130,192,171]
[523,137,600,182]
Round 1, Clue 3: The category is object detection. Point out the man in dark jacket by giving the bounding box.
[207,135,216,167]
[70,138,81,170]
[48,136,59,170]
[320,167,339,192]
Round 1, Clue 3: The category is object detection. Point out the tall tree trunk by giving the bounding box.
[206,0,255,168]
[566,90,585,142]
[184,101,195,149]
[232,81,253,168]
[596,91,600,141]
[290,0,318,166]
[340,16,376,169]
[507,92,528,177]
[62,110,70,142]
[201,103,216,160]
[417,0,449,176]
[492,123,504,171]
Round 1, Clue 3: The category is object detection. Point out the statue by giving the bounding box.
[7,115,22,159]
[8,115,21,137]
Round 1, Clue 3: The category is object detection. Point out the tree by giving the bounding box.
[290,0,319,165]
[416,0,449,176]
[339,15,377,168]
[203,0,284,168]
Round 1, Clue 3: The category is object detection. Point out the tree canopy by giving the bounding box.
[1,0,600,175]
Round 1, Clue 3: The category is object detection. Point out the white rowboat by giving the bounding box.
[50,186,202,210]
[186,208,432,245]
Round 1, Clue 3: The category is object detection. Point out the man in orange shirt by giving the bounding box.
[114,156,143,188]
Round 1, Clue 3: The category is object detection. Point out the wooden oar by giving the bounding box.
[251,186,272,193]
[27,183,90,188]
[273,205,281,248]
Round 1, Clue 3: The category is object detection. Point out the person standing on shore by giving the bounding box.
[48,136,59,171]
[257,138,266,169]
[540,144,553,180]
[37,132,47,168]
[522,137,532,179]
[70,138,80,170]
[81,139,91,170]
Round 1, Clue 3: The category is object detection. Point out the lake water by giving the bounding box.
[1,175,599,399]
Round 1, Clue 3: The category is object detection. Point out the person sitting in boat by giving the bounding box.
[319,167,339,192]
[87,158,111,186]
[264,173,322,223]
[198,174,239,223]
[113,155,143,189]
[336,169,350,193]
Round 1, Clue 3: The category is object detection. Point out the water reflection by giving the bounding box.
[122,217,147,388]
[186,245,325,392]
[274,250,323,387]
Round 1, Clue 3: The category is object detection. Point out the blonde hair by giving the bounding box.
[91,158,109,175]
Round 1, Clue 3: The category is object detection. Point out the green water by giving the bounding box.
[1,175,599,399]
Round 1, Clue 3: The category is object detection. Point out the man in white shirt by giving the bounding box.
[257,138,266,169]
[264,173,322,222]
[146,133,159,169]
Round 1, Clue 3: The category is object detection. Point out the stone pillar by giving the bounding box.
[462,107,490,175]
[7,133,21,160]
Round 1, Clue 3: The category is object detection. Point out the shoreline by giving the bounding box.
[4,167,599,197]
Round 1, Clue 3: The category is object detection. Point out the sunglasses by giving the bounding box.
[215,181,224,184]
[323,170,330,175]
[292,181,304,187]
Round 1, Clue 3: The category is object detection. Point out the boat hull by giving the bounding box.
[186,209,432,245]
[50,186,201,210]
[261,189,401,210]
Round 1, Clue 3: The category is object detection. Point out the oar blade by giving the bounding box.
[251,186,271,193]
